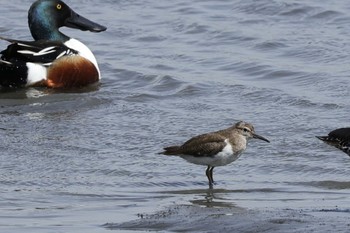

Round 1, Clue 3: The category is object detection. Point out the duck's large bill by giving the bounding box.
[65,9,107,32]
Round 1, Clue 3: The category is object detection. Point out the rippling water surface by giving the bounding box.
[1,0,350,232]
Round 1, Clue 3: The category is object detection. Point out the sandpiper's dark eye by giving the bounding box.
[243,128,249,132]
[56,4,62,10]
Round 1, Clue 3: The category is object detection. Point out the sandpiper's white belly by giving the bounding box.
[180,139,243,167]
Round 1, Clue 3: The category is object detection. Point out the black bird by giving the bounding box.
[317,128,350,156]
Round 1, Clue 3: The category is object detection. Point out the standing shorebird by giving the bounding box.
[317,128,350,156]
[160,121,270,187]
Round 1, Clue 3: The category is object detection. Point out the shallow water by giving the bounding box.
[1,0,350,232]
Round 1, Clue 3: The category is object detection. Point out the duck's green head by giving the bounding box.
[28,0,107,41]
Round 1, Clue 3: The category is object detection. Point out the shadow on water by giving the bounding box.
[0,84,100,100]
[190,188,238,208]
[0,85,107,117]
[159,187,278,208]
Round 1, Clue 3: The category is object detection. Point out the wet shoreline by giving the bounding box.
[105,186,350,232]
[106,204,350,232]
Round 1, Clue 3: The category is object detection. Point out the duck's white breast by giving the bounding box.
[64,39,101,79]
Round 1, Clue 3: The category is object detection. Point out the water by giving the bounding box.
[1,0,350,232]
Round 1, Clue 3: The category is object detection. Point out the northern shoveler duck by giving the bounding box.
[0,0,106,88]
[317,128,350,156]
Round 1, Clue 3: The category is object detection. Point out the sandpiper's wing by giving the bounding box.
[0,37,77,65]
[164,133,227,157]
[317,127,350,155]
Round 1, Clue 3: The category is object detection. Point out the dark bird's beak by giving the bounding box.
[253,133,270,143]
[65,9,107,32]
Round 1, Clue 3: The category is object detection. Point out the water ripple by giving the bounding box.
[2,0,350,232]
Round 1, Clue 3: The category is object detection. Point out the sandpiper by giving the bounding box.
[317,128,350,156]
[160,121,270,187]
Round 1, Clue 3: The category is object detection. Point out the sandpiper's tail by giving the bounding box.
[159,146,181,155]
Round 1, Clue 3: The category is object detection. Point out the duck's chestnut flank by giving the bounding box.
[46,56,99,88]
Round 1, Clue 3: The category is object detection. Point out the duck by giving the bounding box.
[0,0,106,88]
[317,128,350,156]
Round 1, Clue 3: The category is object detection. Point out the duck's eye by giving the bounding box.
[56,4,62,10]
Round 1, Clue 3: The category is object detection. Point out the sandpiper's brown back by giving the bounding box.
[161,121,254,156]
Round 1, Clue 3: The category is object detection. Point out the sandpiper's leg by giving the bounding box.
[206,166,211,183]
[206,166,214,186]
[209,167,214,184]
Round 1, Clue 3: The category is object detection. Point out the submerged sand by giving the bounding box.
[104,204,350,232]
